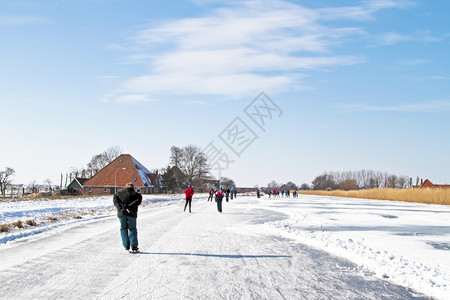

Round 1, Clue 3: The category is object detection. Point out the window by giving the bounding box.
[137,188,141,193]
[104,187,107,193]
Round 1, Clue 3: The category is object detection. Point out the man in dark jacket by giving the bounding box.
[113,182,142,252]
[184,184,194,213]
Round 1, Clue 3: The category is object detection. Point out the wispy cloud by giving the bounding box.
[374,30,441,45]
[104,0,398,103]
[318,0,417,21]
[102,93,155,104]
[397,59,431,66]
[338,100,450,113]
[0,14,49,26]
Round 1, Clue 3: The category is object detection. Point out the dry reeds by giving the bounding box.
[0,224,9,232]
[11,220,24,228]
[25,219,37,226]
[0,219,38,233]
[298,188,450,205]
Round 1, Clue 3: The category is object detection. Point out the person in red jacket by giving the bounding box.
[184,184,195,213]
[215,187,224,213]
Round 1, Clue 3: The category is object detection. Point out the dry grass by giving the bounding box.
[11,220,24,228]
[25,219,37,226]
[0,224,9,232]
[298,188,450,205]
[46,217,58,222]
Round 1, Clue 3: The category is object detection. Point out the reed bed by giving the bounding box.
[298,188,450,206]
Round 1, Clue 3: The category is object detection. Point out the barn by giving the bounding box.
[83,154,161,195]
[414,179,450,189]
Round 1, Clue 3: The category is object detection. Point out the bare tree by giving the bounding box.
[0,167,15,196]
[386,174,397,188]
[87,154,106,175]
[220,177,235,190]
[103,145,123,163]
[312,173,336,190]
[83,146,123,177]
[285,181,298,190]
[299,183,310,190]
[397,176,410,188]
[169,146,183,168]
[375,171,384,188]
[29,180,39,194]
[267,180,280,190]
[169,145,210,188]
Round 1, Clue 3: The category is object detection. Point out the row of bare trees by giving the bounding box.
[68,146,123,181]
[311,170,413,190]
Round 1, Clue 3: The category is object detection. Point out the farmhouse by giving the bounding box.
[414,179,450,189]
[83,154,160,195]
[64,177,88,195]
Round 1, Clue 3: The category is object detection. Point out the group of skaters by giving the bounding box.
[267,189,299,198]
[207,186,237,213]
[184,186,238,214]
[207,186,237,202]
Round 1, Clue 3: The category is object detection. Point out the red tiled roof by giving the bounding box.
[415,179,450,189]
[83,154,156,188]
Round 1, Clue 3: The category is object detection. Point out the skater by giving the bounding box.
[113,182,142,252]
[225,188,230,202]
[184,184,195,213]
[207,188,214,201]
[234,188,237,198]
[257,190,260,198]
[230,187,235,200]
[215,187,224,213]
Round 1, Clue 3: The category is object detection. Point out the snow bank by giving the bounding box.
[0,194,183,246]
[255,195,450,300]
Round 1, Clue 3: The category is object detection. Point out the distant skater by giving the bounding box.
[184,184,195,213]
[225,189,230,202]
[215,188,224,213]
[113,182,142,252]
[207,188,214,201]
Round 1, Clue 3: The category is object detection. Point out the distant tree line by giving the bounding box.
[311,170,412,191]
[265,180,310,191]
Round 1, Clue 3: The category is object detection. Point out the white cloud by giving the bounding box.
[317,0,416,21]
[339,100,450,113]
[105,0,394,103]
[374,30,441,45]
[102,93,155,104]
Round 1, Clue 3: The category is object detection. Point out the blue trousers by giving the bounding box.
[216,200,223,213]
[119,216,138,248]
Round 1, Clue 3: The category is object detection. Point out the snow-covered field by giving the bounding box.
[1,194,449,299]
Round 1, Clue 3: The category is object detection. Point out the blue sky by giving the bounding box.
[1,0,449,188]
